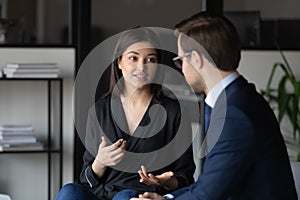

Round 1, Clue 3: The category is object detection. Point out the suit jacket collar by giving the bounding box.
[205,72,240,108]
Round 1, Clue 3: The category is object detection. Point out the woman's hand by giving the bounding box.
[92,136,126,177]
[138,166,178,190]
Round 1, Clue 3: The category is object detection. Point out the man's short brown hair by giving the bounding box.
[175,12,241,71]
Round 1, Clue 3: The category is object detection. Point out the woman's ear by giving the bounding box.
[117,59,122,69]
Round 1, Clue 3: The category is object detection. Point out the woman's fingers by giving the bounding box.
[139,166,160,186]
[96,137,126,166]
[141,165,148,177]
[156,171,174,180]
[99,136,107,148]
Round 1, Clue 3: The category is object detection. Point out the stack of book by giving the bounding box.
[2,62,59,78]
[0,124,44,151]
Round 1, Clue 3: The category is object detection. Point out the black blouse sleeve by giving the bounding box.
[79,151,100,188]
[79,104,105,189]
[171,109,196,188]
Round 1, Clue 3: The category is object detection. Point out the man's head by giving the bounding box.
[174,12,241,93]
[175,12,241,71]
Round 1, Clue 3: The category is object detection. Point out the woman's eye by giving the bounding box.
[147,57,157,63]
[129,56,138,61]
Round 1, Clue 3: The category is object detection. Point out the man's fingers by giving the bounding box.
[142,192,153,197]
[130,192,163,199]
[142,192,160,198]
[130,196,151,200]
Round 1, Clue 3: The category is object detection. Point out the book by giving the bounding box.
[5,73,59,78]
[0,130,34,136]
[0,124,33,132]
[5,62,57,69]
[3,68,60,74]
[3,62,60,79]
[0,135,37,145]
[0,142,44,152]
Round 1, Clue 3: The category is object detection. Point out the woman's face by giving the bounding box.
[118,41,158,91]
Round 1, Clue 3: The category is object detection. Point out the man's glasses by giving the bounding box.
[172,52,192,69]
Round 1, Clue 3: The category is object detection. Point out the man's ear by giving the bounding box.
[191,50,203,69]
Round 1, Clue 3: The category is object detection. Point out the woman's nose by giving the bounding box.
[136,59,146,70]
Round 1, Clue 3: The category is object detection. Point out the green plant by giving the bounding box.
[261,50,300,161]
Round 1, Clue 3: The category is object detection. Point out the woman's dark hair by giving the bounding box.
[103,27,163,99]
[175,12,241,71]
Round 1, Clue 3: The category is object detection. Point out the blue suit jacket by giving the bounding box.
[172,76,297,200]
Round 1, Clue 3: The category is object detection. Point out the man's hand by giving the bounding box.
[130,192,165,200]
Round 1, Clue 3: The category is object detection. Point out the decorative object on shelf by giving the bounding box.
[3,62,59,78]
[261,50,300,161]
[0,124,43,151]
[0,142,44,151]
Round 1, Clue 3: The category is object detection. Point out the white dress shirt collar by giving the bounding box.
[205,72,239,108]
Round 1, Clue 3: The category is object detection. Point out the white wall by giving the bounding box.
[239,50,300,91]
[238,50,300,160]
[0,48,75,200]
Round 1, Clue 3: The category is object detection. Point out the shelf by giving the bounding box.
[0,78,63,81]
[0,149,62,154]
[0,78,63,200]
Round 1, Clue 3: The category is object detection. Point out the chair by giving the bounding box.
[290,161,300,197]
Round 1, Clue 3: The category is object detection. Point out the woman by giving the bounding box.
[56,27,195,200]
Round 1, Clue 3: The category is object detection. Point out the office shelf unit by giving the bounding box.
[0,78,63,200]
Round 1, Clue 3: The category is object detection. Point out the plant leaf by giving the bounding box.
[291,82,300,136]
[278,49,296,80]
[260,50,300,143]
[278,76,290,122]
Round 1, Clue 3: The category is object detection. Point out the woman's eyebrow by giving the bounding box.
[126,51,157,57]
[126,51,139,55]
[147,53,158,56]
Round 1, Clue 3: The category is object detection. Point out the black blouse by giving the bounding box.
[79,94,195,199]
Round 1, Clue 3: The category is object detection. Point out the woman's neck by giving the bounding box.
[120,86,153,134]
[122,86,153,105]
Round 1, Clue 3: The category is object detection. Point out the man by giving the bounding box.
[131,12,298,200]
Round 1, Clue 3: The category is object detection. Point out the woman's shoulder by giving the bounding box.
[94,95,111,107]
